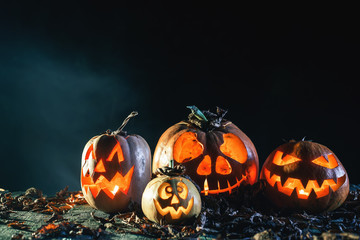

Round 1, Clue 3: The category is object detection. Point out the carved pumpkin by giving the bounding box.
[153,106,259,196]
[260,140,349,213]
[81,111,151,213]
[142,163,201,224]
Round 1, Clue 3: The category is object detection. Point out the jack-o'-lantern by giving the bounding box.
[81,111,151,213]
[142,162,201,225]
[260,140,349,213]
[153,106,259,196]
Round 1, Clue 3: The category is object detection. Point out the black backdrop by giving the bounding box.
[0,2,359,194]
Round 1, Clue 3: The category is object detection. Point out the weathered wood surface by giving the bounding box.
[0,203,153,239]
[1,186,360,239]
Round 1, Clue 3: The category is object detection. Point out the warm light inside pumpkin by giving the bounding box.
[107,141,124,163]
[215,156,232,175]
[219,133,248,163]
[173,132,204,163]
[263,168,346,199]
[81,140,134,199]
[154,198,194,219]
[170,194,180,205]
[177,181,188,199]
[85,144,95,160]
[272,151,301,166]
[154,181,193,219]
[312,154,338,169]
[201,175,246,195]
[195,155,235,176]
[196,155,212,175]
[94,159,106,172]
[82,166,134,199]
[158,182,172,200]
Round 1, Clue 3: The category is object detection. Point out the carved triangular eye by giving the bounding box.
[312,154,338,169]
[272,151,301,166]
[106,141,124,163]
[94,159,106,172]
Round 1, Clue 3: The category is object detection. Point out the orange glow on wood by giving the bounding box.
[215,156,232,175]
[272,151,301,166]
[173,132,204,163]
[263,168,346,199]
[201,176,246,195]
[41,223,59,231]
[312,154,339,169]
[153,197,194,219]
[107,141,124,163]
[196,155,212,175]
[220,133,248,163]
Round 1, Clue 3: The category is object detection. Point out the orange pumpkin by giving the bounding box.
[81,112,151,213]
[153,106,259,196]
[260,140,349,212]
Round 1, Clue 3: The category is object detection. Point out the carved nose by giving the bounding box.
[171,194,180,205]
[196,155,212,175]
[215,156,232,175]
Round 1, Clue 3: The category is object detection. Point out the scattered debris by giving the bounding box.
[0,186,86,214]
[1,184,360,238]
[7,221,29,231]
[32,221,102,239]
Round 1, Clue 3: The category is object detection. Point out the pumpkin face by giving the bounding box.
[142,176,201,224]
[260,141,349,212]
[81,112,151,213]
[153,107,259,195]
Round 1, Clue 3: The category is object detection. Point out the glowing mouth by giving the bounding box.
[81,166,134,199]
[201,176,246,195]
[153,197,194,219]
[263,168,346,199]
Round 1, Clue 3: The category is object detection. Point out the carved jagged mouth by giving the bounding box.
[201,175,246,195]
[263,168,346,199]
[153,197,194,219]
[81,166,134,199]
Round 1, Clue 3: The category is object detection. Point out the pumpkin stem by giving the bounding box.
[187,106,228,131]
[114,111,138,134]
[187,105,208,122]
[156,162,186,177]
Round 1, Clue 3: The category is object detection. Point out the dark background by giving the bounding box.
[0,3,359,194]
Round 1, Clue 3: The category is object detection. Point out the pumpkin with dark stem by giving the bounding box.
[152,106,259,196]
[81,111,151,213]
[260,140,349,213]
[142,162,201,225]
